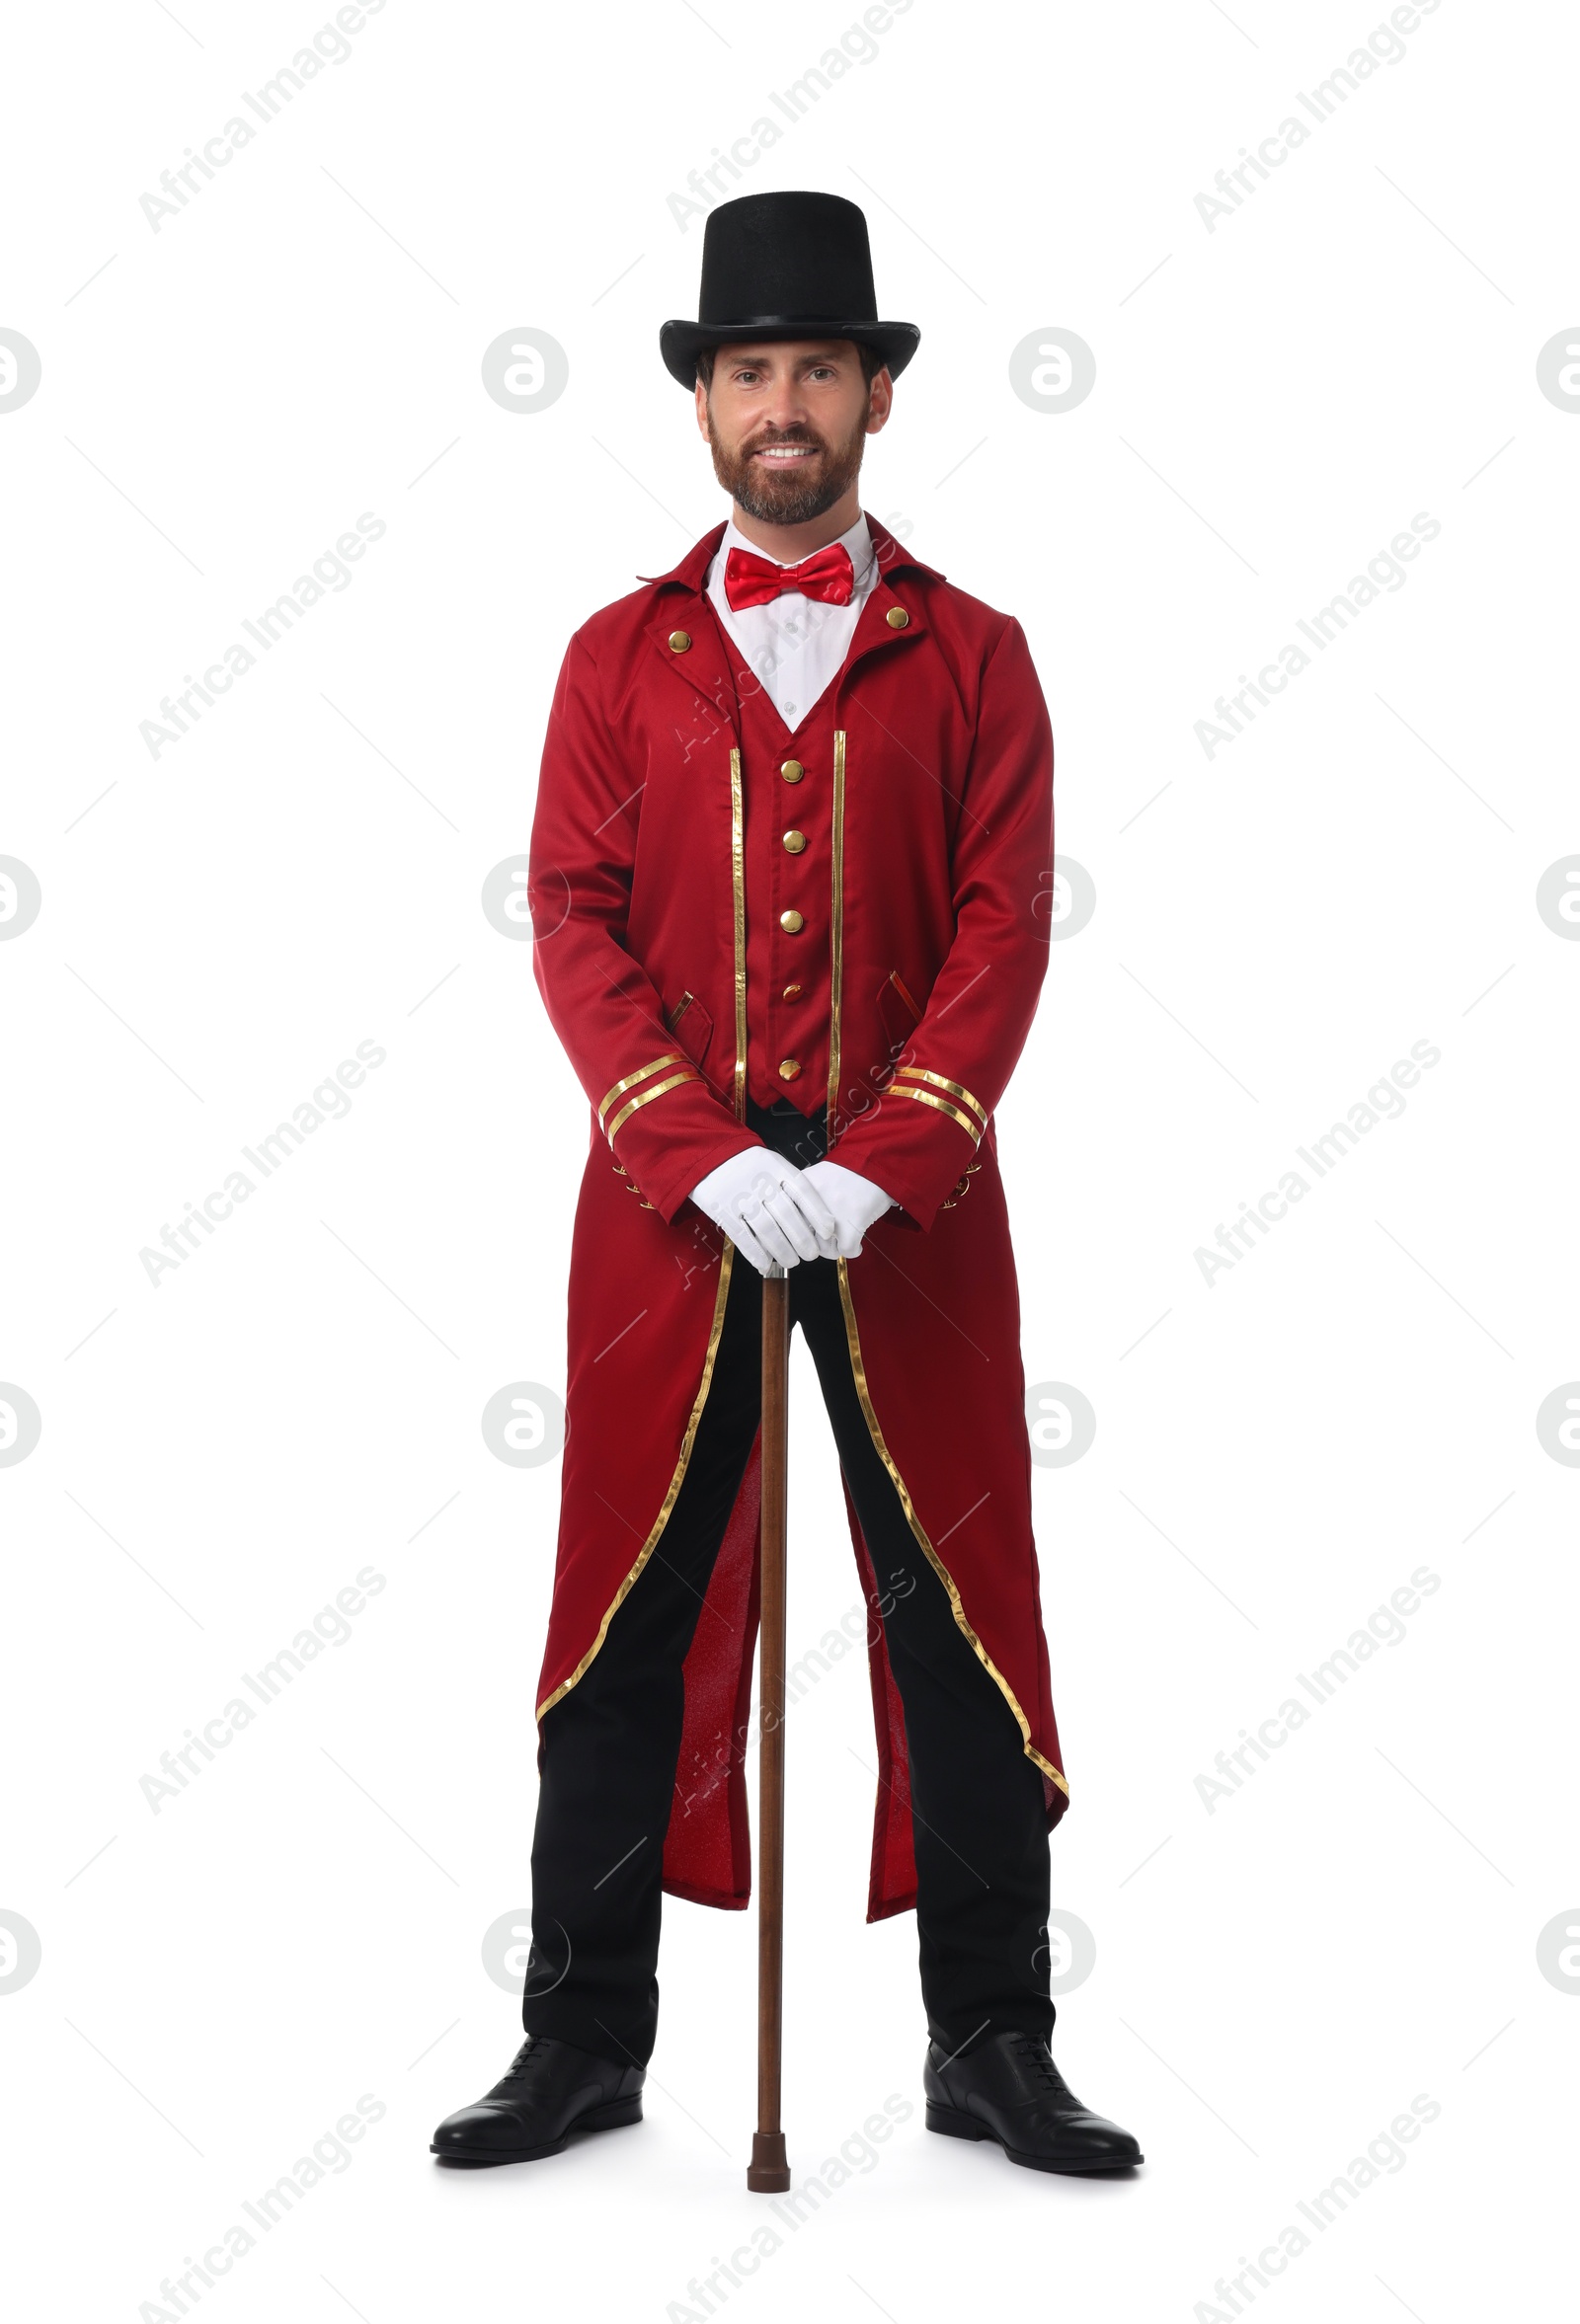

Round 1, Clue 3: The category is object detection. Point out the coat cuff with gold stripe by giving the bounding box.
[887,1064,989,1146]
[596,1049,704,1144]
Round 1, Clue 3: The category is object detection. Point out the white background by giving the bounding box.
[2,2,1575,2318]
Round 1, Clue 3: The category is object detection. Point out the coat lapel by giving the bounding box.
[636,523,738,741]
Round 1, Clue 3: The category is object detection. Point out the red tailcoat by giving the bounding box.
[527,514,1066,1920]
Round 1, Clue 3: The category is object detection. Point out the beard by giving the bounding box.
[707,396,871,526]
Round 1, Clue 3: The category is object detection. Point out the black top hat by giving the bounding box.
[660,191,919,388]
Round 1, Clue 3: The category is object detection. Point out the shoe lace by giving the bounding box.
[503,2038,549,2079]
[1011,2034,1071,2097]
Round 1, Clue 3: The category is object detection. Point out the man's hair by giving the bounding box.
[695,340,887,391]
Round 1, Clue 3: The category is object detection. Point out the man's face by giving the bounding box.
[695,339,892,525]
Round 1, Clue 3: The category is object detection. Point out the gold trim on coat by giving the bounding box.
[535,1244,737,1720]
[893,1063,989,1130]
[822,729,1061,1791]
[597,1049,686,1130]
[539,731,754,1723]
[888,1082,983,1145]
[730,745,747,1123]
[834,1256,1068,1799]
[605,1066,700,1144]
[826,730,846,1122]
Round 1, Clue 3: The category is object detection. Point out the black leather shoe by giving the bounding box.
[924,2030,1143,2175]
[431,2036,645,2166]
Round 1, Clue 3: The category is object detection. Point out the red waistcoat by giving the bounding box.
[714,591,869,1118]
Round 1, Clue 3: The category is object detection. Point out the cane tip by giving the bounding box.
[746,2130,791,2193]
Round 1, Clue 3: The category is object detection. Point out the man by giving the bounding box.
[432,191,1142,2178]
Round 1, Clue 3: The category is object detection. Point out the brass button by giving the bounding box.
[778,908,804,934]
[782,829,807,855]
[778,1057,802,1081]
[780,758,805,783]
[782,981,803,1001]
[886,606,909,630]
[668,629,691,653]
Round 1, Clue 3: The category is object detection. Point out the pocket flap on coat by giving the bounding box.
[665,989,715,1069]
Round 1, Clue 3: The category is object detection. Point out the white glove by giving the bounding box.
[688,1146,840,1276]
[799,1159,896,1258]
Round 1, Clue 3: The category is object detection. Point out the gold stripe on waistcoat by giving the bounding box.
[731,745,747,1123]
[597,1049,687,1130]
[833,1255,1069,1799]
[826,731,846,1122]
[535,1242,737,1721]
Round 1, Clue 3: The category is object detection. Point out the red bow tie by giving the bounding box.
[724,539,854,613]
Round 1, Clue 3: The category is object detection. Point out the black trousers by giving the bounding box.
[522,1100,1054,2067]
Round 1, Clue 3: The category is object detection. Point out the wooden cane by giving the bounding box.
[746,1263,793,2194]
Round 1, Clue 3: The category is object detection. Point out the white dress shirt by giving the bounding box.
[704,509,879,730]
